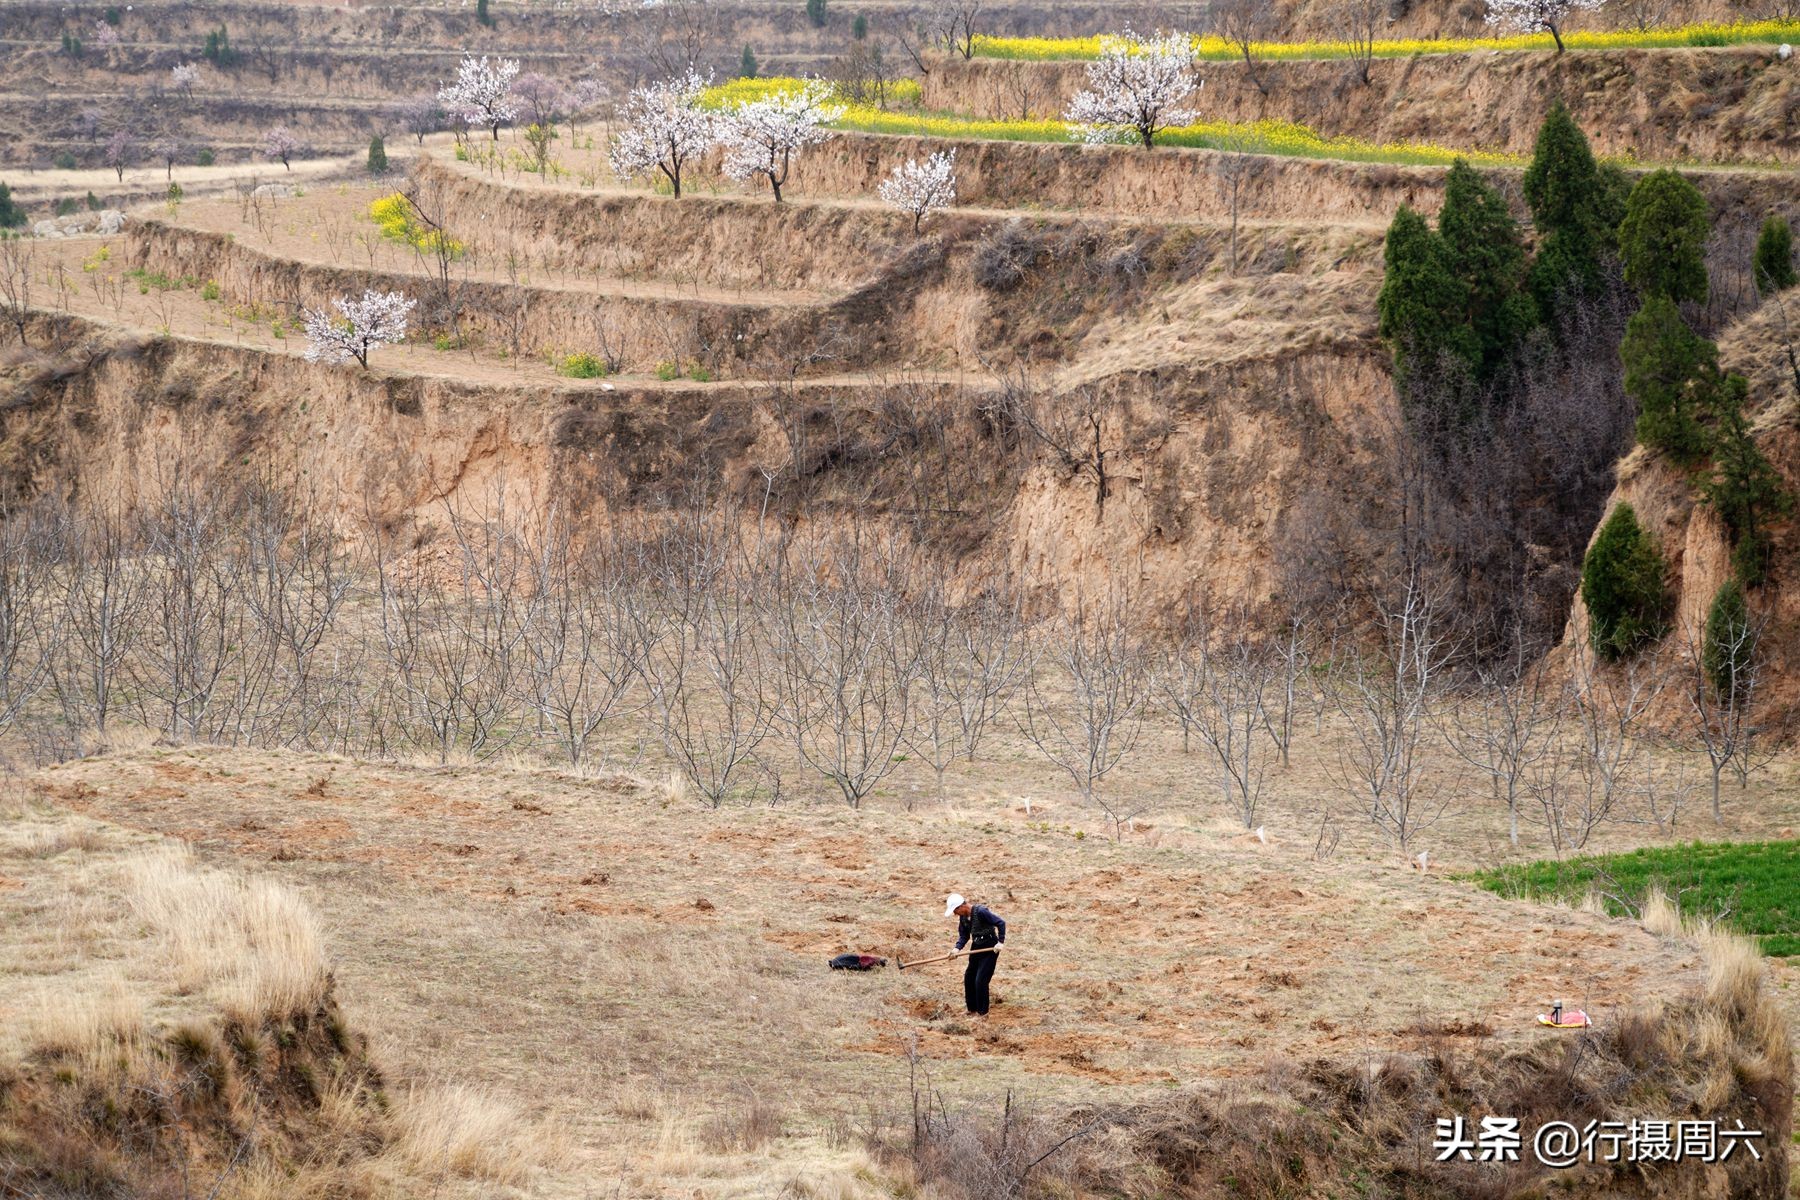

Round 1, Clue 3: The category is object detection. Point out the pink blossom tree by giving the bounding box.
[103,129,135,181]
[261,126,305,170]
[607,71,714,199]
[438,54,521,140]
[878,149,956,233]
[303,290,416,369]
[1484,0,1607,52]
[718,79,842,202]
[1063,31,1203,149]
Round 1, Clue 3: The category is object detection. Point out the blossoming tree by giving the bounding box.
[719,79,843,202]
[1064,31,1203,149]
[261,126,306,170]
[439,55,522,140]
[607,71,714,199]
[1484,0,1606,52]
[303,290,416,369]
[170,62,200,98]
[878,149,956,233]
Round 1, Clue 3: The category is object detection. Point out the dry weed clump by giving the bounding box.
[0,819,556,1197]
[874,927,1792,1200]
[386,1080,551,1185]
[126,844,328,1021]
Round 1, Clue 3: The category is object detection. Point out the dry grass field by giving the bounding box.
[13,724,1796,1195]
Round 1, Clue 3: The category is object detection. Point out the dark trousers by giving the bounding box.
[964,947,998,1015]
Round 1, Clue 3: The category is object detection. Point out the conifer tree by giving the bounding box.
[1378,205,1479,400]
[1437,159,1536,381]
[1581,502,1669,661]
[1622,294,1716,463]
[1619,169,1710,304]
[1700,373,1792,587]
[1754,215,1795,295]
[1523,102,1619,316]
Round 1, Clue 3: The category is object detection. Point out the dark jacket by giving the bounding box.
[956,904,1006,950]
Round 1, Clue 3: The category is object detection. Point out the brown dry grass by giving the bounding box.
[23,740,1792,1196]
[0,798,560,1199]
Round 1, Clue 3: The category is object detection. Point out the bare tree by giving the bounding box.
[0,238,33,346]
[1209,129,1265,275]
[132,473,249,742]
[0,504,57,744]
[985,60,1045,121]
[1330,569,1459,849]
[1183,608,1280,830]
[1445,629,1561,846]
[52,508,148,743]
[1211,0,1278,96]
[1335,0,1383,87]
[773,535,919,808]
[519,514,651,771]
[633,0,720,79]
[926,0,984,59]
[1681,604,1773,823]
[1548,648,1664,853]
[644,520,779,806]
[1019,597,1149,838]
[902,587,1031,800]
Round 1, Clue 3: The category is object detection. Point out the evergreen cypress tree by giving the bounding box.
[1523,102,1614,317]
[1700,373,1793,588]
[0,182,24,229]
[1622,294,1715,463]
[367,135,388,175]
[1754,215,1795,295]
[1437,159,1536,381]
[853,12,868,39]
[1581,502,1669,661]
[1619,169,1710,304]
[806,0,827,27]
[1377,204,1478,400]
[740,44,758,78]
[1701,580,1753,700]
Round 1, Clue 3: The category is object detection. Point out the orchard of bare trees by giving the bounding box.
[0,466,1779,861]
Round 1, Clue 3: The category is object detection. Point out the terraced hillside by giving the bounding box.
[3,15,1799,1199]
[0,0,1207,168]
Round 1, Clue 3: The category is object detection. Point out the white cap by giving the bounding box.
[944,893,965,917]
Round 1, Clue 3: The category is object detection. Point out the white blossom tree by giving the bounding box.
[1064,31,1203,149]
[878,149,956,233]
[303,290,416,369]
[719,79,843,203]
[1484,0,1606,52]
[607,70,714,199]
[439,54,522,140]
[261,126,305,170]
[170,62,200,98]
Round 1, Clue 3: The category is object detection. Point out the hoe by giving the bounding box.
[897,946,1000,971]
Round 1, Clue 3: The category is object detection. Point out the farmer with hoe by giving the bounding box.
[945,893,1006,1015]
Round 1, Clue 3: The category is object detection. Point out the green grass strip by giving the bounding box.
[971,20,1800,62]
[1467,840,1800,956]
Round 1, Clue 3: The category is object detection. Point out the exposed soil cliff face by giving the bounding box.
[927,45,1800,165]
[1559,302,1800,729]
[1,305,1396,620]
